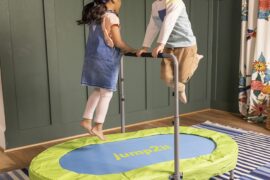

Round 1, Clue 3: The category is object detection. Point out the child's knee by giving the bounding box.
[100,88,113,98]
[162,78,174,88]
[179,53,202,83]
[186,54,202,81]
[161,61,174,83]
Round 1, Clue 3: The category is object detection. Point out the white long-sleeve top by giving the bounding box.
[143,0,196,48]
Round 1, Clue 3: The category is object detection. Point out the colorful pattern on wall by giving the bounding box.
[239,0,270,123]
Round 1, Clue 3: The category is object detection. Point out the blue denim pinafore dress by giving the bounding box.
[81,20,121,91]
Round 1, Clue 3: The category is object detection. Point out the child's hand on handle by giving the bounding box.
[136,47,148,57]
[152,43,165,58]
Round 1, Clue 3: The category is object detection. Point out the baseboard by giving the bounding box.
[0,130,5,151]
[4,108,211,152]
[210,108,241,116]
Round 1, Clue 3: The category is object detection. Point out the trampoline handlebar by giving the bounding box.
[124,52,173,59]
[124,51,181,180]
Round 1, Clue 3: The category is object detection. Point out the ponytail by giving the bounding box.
[77,0,109,25]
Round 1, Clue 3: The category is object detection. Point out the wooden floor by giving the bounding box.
[0,109,269,173]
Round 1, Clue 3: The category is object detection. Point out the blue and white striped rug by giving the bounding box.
[0,168,28,180]
[0,121,269,180]
[194,121,270,180]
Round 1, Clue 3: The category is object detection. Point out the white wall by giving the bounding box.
[0,70,6,150]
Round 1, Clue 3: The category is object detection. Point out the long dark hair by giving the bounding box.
[77,0,109,25]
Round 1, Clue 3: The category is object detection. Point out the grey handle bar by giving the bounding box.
[124,52,173,59]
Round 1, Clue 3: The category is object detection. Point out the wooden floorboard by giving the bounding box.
[0,109,269,173]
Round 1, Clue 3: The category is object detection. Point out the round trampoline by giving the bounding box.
[29,126,238,180]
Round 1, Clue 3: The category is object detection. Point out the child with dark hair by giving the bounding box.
[78,0,135,140]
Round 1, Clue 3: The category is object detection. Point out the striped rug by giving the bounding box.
[0,168,28,180]
[194,121,270,180]
[0,122,269,180]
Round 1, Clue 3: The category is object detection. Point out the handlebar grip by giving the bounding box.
[124,52,172,59]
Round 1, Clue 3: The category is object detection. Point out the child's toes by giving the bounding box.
[91,128,106,141]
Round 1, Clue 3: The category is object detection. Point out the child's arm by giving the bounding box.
[137,5,160,56]
[142,7,160,49]
[137,14,159,56]
[157,0,183,46]
[152,0,184,57]
[111,25,136,53]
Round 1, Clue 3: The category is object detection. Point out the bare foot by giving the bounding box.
[80,119,94,135]
[91,125,106,141]
[197,54,204,61]
[179,91,187,104]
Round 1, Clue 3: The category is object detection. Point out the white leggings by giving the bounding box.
[83,88,113,123]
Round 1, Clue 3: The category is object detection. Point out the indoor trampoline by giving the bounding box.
[29,53,238,180]
[30,126,238,180]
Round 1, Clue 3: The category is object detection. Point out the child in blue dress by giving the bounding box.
[78,0,135,140]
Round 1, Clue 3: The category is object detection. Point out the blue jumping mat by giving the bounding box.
[60,134,216,175]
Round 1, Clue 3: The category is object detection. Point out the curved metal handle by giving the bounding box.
[124,51,181,179]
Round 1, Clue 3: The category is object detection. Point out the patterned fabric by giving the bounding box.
[239,0,270,122]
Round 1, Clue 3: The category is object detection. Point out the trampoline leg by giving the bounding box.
[120,56,125,133]
[169,172,183,180]
[229,170,235,180]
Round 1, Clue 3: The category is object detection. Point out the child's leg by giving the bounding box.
[173,46,203,103]
[161,48,174,87]
[91,88,113,140]
[161,48,187,103]
[189,54,203,79]
[175,45,202,83]
[80,88,101,135]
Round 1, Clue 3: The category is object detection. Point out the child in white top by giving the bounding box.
[137,0,203,103]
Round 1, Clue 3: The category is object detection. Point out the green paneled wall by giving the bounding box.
[211,0,241,112]
[0,0,240,148]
